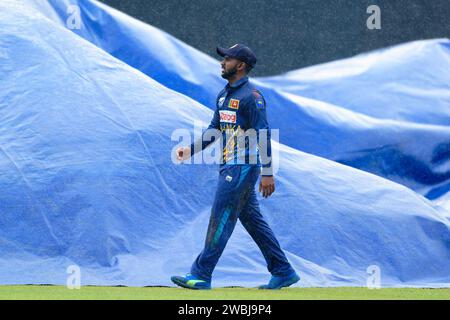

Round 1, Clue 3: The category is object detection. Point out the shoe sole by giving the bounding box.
[171,277,211,290]
[259,275,300,290]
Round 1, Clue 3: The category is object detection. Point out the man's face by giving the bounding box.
[221,56,243,79]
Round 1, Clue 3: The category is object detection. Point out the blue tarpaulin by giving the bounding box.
[32,0,450,209]
[0,0,449,287]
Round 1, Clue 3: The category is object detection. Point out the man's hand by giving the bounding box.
[176,146,191,162]
[259,175,275,198]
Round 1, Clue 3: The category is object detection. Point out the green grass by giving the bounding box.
[0,286,449,300]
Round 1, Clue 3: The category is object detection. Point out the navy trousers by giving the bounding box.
[190,165,295,282]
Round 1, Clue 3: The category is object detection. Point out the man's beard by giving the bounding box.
[221,66,238,79]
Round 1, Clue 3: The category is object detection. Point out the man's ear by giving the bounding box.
[238,61,246,72]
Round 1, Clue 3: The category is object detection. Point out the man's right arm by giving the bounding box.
[176,107,220,161]
[188,107,220,157]
[177,91,224,161]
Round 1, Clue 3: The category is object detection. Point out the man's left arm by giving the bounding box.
[247,90,275,198]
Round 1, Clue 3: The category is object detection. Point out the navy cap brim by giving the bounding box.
[216,47,230,57]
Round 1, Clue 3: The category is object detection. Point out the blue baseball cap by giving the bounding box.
[217,44,257,68]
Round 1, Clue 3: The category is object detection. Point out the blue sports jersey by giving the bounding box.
[190,76,273,176]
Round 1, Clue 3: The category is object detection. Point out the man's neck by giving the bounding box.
[227,74,246,87]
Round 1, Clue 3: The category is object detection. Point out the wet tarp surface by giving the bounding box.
[33,0,450,210]
[0,0,449,287]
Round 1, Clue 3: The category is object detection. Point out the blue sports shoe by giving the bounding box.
[258,272,300,290]
[171,273,211,290]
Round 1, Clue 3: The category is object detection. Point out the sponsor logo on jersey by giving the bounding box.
[220,110,236,123]
[218,96,225,107]
[228,99,240,109]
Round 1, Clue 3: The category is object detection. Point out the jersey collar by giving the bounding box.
[226,76,249,90]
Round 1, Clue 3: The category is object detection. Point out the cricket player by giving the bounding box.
[171,44,299,290]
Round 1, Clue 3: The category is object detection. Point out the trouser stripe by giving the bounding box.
[211,206,232,247]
